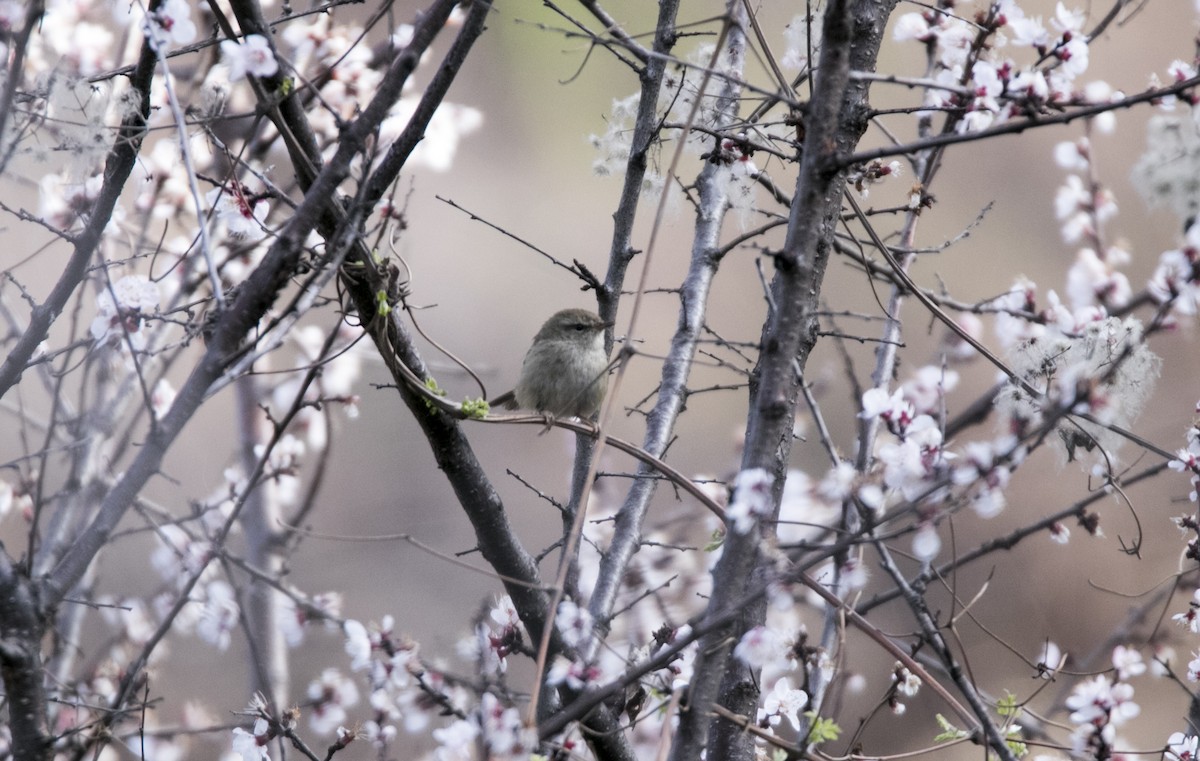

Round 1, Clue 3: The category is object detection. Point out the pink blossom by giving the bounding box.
[207,181,270,239]
[902,366,959,415]
[726,467,775,534]
[1006,14,1049,48]
[733,625,783,668]
[1168,733,1200,761]
[1066,675,1139,727]
[1056,36,1089,77]
[912,521,940,561]
[306,669,359,735]
[433,719,478,759]
[1112,645,1145,680]
[90,275,160,351]
[148,0,196,47]
[861,387,915,434]
[555,600,595,649]
[196,580,238,651]
[231,718,271,761]
[490,595,521,630]
[1054,139,1090,171]
[1010,69,1049,101]
[934,22,975,68]
[892,662,921,696]
[221,34,279,81]
[1174,590,1200,633]
[759,676,808,730]
[892,12,934,43]
[1149,243,1200,314]
[344,619,372,670]
[1066,248,1131,310]
[1038,641,1065,677]
[1051,2,1085,35]
[1049,521,1071,543]
[546,655,600,690]
[150,379,176,419]
[478,693,537,758]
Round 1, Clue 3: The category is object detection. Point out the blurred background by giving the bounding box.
[3,0,1200,757]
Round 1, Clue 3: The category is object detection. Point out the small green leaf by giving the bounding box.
[703,529,725,552]
[462,398,490,419]
[996,691,1020,718]
[1004,723,1027,758]
[422,377,446,413]
[804,713,841,745]
[934,714,969,742]
[375,289,391,316]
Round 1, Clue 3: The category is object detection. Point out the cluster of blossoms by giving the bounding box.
[893,0,1108,134]
[1148,223,1200,317]
[459,595,526,677]
[339,610,549,760]
[14,0,482,358]
[732,626,812,741]
[89,274,161,355]
[221,604,563,760]
[273,12,481,170]
[1153,398,1200,761]
[341,616,445,747]
[978,93,1184,479]
[432,693,538,761]
[1063,648,1143,759]
[726,467,776,534]
[864,384,950,502]
[1171,408,1200,711]
[888,663,921,716]
[230,713,275,761]
[858,370,963,562]
[544,600,625,693]
[847,159,904,199]
[1170,416,1200,511]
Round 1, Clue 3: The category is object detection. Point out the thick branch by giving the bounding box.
[599,0,681,322]
[670,1,896,758]
[0,547,49,759]
[0,0,45,174]
[587,0,744,656]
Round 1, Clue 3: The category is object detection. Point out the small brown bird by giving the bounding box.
[492,309,611,419]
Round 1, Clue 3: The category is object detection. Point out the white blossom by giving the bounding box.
[726,468,775,534]
[733,625,783,668]
[221,34,279,81]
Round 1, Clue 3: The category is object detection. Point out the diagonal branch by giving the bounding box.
[0,4,160,402]
[41,0,465,612]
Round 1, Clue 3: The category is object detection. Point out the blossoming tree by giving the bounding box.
[2,0,1200,760]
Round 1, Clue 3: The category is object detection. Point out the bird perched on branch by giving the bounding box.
[491,308,611,419]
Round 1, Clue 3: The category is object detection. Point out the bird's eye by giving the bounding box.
[573,324,587,331]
